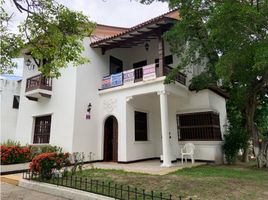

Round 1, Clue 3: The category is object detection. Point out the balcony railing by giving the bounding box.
[164,66,187,86]
[101,65,186,90]
[25,74,52,92]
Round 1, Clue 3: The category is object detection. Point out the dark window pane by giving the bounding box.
[155,55,173,68]
[33,115,51,144]
[133,60,147,68]
[110,56,123,74]
[12,95,20,109]
[177,112,221,141]
[164,55,173,65]
[155,59,159,68]
[135,111,148,141]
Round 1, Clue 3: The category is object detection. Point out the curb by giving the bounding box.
[0,169,28,176]
[19,179,114,200]
[0,162,30,175]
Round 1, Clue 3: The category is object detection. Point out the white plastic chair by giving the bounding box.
[181,143,195,164]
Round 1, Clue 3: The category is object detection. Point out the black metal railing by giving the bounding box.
[134,67,143,82]
[164,66,186,86]
[23,171,192,200]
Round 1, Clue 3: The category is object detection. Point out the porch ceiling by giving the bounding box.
[90,10,179,51]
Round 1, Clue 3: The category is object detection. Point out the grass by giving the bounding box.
[37,163,268,200]
[70,163,268,200]
[172,164,267,180]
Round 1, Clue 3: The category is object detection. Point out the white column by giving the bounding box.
[158,90,172,167]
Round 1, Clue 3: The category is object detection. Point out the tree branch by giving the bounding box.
[253,69,268,93]
[12,0,34,14]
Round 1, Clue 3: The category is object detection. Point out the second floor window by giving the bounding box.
[155,55,173,67]
[110,56,123,74]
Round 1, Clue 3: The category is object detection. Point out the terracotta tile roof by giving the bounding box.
[91,9,179,47]
[93,24,129,37]
[91,24,129,43]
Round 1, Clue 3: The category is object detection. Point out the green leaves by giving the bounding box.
[161,1,268,157]
[1,0,95,77]
[21,2,95,77]
[0,3,23,74]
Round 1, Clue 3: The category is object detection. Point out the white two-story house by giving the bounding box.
[15,10,227,166]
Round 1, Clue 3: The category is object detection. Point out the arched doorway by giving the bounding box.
[103,116,118,162]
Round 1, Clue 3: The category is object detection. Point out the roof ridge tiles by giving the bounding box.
[91,9,179,46]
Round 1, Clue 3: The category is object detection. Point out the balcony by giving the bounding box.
[100,65,186,90]
[163,66,186,86]
[25,74,52,101]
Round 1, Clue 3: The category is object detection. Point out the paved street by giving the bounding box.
[0,182,68,200]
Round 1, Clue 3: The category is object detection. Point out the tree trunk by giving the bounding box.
[243,96,267,168]
[257,139,268,168]
[242,146,249,163]
[243,97,257,162]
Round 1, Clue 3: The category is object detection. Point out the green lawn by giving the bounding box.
[71,163,268,200]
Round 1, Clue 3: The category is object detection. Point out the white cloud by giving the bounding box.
[86,0,169,27]
[4,0,169,30]
[3,0,169,76]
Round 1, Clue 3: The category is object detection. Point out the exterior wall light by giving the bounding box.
[86,103,92,120]
[87,103,92,113]
[25,59,35,71]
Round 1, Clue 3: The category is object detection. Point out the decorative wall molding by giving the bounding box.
[126,96,133,102]
[103,98,117,113]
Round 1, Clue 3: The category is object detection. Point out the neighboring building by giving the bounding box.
[15,10,227,166]
[1,74,22,143]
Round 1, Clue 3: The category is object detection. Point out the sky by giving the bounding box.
[3,0,169,76]
[4,0,169,31]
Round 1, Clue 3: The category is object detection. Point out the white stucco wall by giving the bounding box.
[70,38,178,161]
[98,78,166,162]
[15,57,77,151]
[125,94,161,161]
[0,79,21,142]
[171,89,227,163]
[70,37,147,160]
[98,82,227,163]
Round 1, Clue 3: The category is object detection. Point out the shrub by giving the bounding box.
[0,146,31,164]
[30,152,70,178]
[0,139,21,147]
[29,145,62,159]
[222,127,249,164]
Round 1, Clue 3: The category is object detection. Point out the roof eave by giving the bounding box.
[90,17,177,49]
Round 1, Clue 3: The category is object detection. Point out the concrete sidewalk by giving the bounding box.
[1,182,68,200]
[0,174,113,200]
[86,160,206,175]
[0,173,23,185]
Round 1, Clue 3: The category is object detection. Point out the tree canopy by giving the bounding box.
[143,0,268,166]
[0,0,95,77]
[0,1,23,74]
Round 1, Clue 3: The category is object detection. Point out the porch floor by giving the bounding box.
[85,160,206,175]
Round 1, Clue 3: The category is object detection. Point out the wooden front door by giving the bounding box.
[104,116,118,162]
[33,115,51,144]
